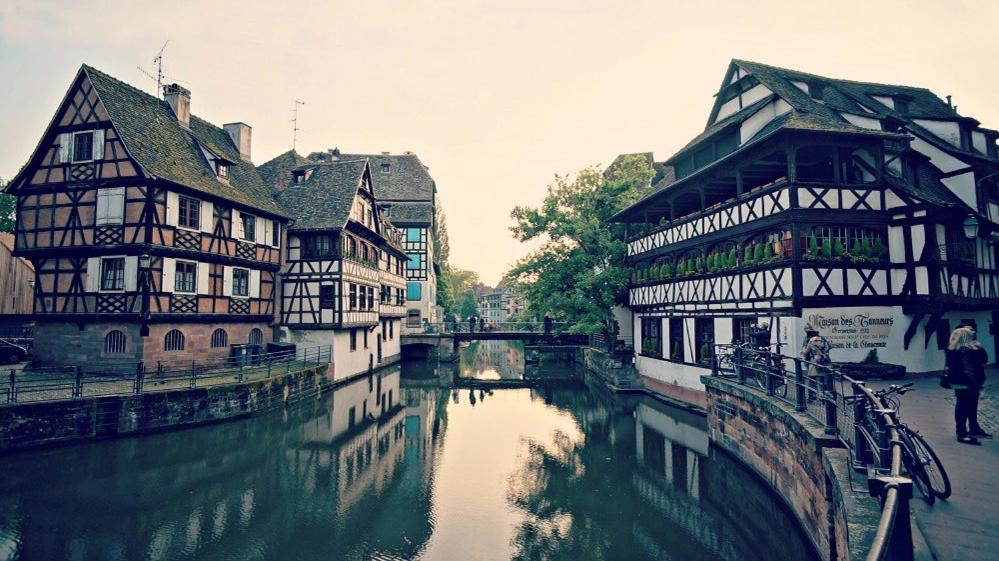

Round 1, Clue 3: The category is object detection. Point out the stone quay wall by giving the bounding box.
[0,363,333,452]
[701,376,882,561]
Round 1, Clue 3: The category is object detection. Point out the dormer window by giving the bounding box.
[293,171,306,184]
[807,82,825,101]
[894,97,910,114]
[217,162,229,179]
[380,163,390,174]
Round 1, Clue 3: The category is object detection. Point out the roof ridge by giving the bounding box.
[732,59,934,93]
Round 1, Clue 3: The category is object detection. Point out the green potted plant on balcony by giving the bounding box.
[744,244,754,266]
[763,243,774,262]
[753,242,765,263]
[833,238,846,260]
[660,263,672,279]
[728,248,739,269]
[821,238,832,259]
[676,261,686,276]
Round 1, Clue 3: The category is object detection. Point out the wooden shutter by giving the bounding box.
[200,200,214,233]
[162,257,175,293]
[262,219,273,247]
[222,266,233,296]
[93,129,105,160]
[86,257,100,292]
[124,256,138,291]
[166,192,179,226]
[58,133,71,163]
[197,262,210,294]
[96,187,124,225]
[249,269,261,298]
[232,209,242,239]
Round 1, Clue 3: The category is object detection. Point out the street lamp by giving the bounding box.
[963,215,979,239]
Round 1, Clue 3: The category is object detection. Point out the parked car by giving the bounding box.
[0,340,28,364]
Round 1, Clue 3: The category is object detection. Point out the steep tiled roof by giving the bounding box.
[257,149,309,193]
[309,151,435,202]
[83,65,287,217]
[383,201,433,224]
[733,60,961,121]
[274,160,368,231]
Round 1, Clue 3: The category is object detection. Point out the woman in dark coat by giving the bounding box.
[946,327,989,444]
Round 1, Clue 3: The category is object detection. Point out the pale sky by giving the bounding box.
[2,1,997,285]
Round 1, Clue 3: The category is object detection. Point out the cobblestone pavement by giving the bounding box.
[870,371,998,561]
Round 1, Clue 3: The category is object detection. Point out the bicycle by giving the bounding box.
[871,383,952,504]
[720,343,788,398]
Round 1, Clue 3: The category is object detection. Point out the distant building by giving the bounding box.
[477,285,524,323]
[613,59,999,403]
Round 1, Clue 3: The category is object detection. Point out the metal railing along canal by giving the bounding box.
[712,343,915,561]
[5,345,332,405]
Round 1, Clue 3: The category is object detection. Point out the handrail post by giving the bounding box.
[134,362,144,394]
[852,383,870,466]
[765,351,775,396]
[8,368,15,404]
[823,366,838,435]
[73,366,83,398]
[735,345,746,384]
[891,481,915,561]
[794,359,806,411]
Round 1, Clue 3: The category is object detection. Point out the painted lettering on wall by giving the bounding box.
[808,312,893,349]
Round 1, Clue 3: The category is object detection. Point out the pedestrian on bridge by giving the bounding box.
[945,326,990,444]
[544,313,553,336]
[468,316,476,333]
[479,317,486,332]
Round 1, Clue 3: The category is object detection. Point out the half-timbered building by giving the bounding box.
[6,65,288,367]
[264,156,408,379]
[310,151,440,332]
[613,60,999,399]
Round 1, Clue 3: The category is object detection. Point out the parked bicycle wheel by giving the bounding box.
[901,428,952,500]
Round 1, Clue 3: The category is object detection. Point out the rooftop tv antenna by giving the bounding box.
[291,100,306,150]
[137,41,170,97]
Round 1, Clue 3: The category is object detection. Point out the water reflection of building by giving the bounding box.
[459,340,524,380]
[0,367,429,561]
[632,399,819,561]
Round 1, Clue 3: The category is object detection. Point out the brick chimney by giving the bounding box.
[163,83,191,128]
[223,122,252,162]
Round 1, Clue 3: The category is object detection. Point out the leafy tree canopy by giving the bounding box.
[505,155,652,333]
[0,178,13,234]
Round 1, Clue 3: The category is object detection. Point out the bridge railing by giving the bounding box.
[712,343,913,561]
[5,345,332,405]
[433,321,571,334]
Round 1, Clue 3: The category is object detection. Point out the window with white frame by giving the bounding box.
[217,162,229,179]
[96,188,125,226]
[178,195,201,230]
[232,268,249,297]
[100,257,125,291]
[174,261,197,293]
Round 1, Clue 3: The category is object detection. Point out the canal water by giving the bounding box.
[0,341,819,561]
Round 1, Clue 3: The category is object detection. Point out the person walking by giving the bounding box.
[479,317,486,332]
[800,323,832,399]
[543,313,553,336]
[945,326,989,444]
[468,315,476,333]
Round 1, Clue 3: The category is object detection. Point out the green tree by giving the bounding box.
[0,179,14,234]
[506,155,653,333]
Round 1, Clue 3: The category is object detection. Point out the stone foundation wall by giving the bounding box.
[32,321,273,369]
[0,364,328,452]
[702,376,881,561]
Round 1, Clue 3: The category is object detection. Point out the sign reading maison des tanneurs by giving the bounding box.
[807,310,893,350]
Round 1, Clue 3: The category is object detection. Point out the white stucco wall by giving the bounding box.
[839,112,882,131]
[740,99,792,145]
[913,119,962,148]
